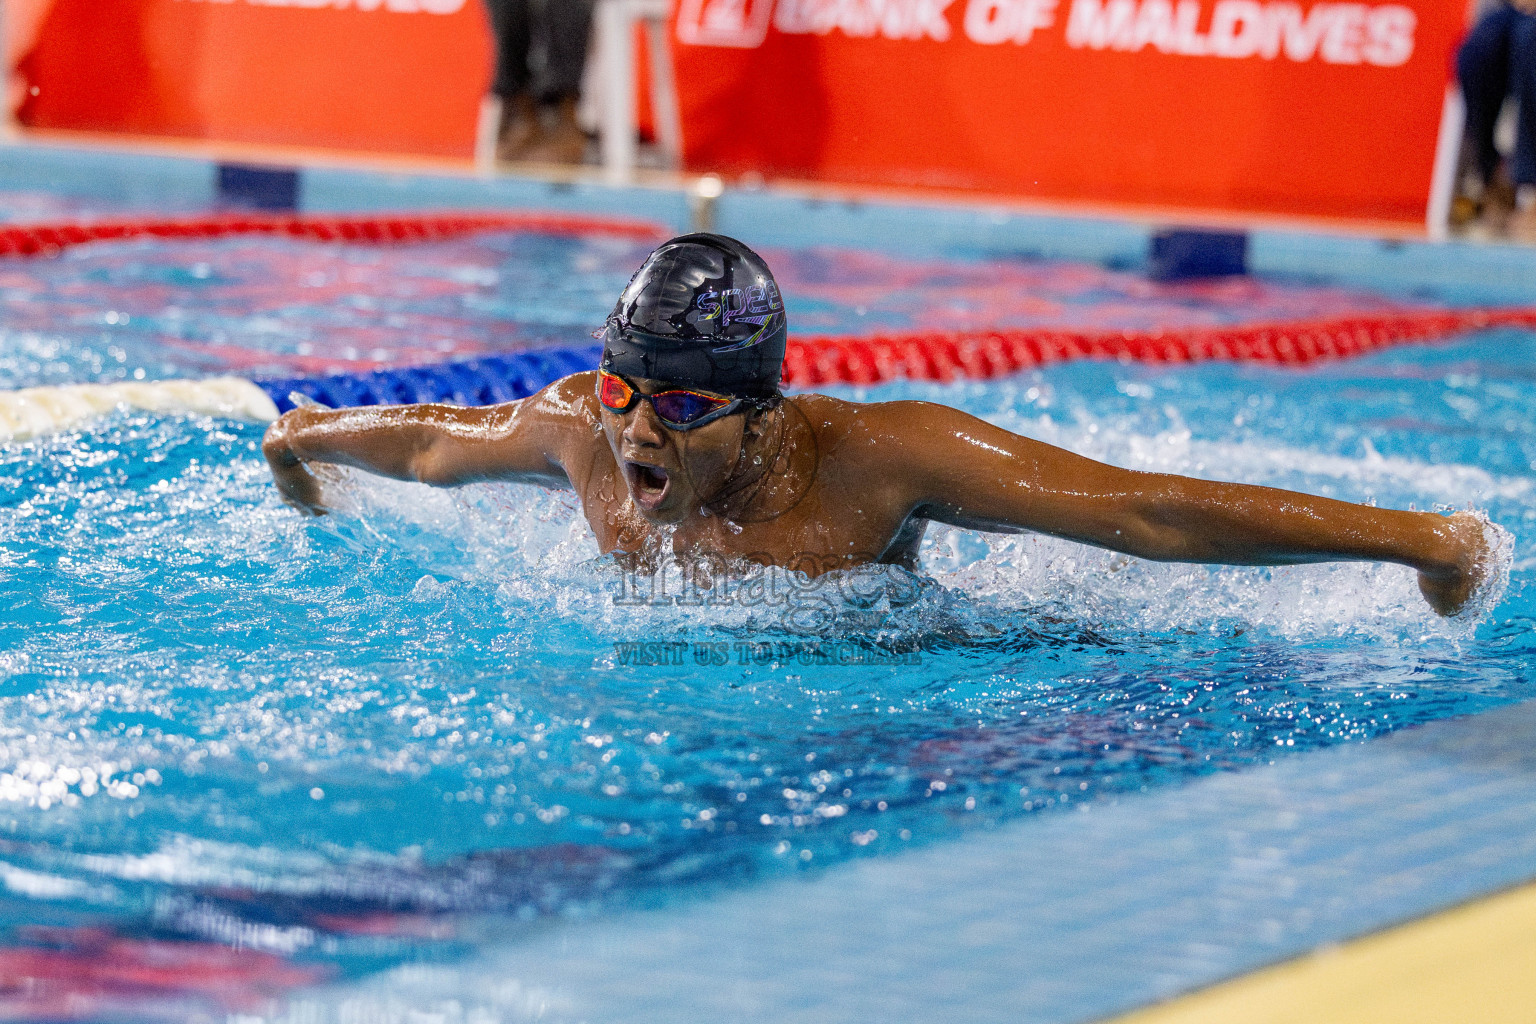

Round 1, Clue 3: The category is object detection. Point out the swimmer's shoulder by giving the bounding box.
[488,372,610,487]
[791,394,973,495]
[470,372,604,466]
[793,392,974,451]
[511,371,603,427]
[797,393,1039,499]
[544,371,601,411]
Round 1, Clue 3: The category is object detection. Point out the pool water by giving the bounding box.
[0,231,1530,1017]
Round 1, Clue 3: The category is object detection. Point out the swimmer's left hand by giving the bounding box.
[1416,512,1490,617]
[263,412,331,516]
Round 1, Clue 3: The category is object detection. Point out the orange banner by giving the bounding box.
[13,0,1467,227]
[671,0,1466,225]
[17,0,492,158]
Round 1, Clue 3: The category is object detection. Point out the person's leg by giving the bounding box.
[483,0,532,99]
[540,0,596,104]
[1454,5,1522,234]
[1507,9,1536,239]
[1509,10,1536,186]
[1457,4,1516,188]
[522,0,595,163]
[484,0,542,161]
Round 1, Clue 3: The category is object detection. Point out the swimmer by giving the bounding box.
[264,233,1493,616]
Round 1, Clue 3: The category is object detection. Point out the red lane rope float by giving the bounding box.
[0,210,666,257]
[783,308,1536,386]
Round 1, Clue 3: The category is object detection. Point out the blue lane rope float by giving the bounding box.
[253,345,604,414]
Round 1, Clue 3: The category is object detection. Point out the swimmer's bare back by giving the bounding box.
[263,370,1492,617]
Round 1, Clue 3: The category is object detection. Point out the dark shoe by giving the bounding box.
[1481,171,1518,233]
[1449,194,1482,230]
[521,99,590,165]
[495,95,541,164]
[1508,203,1536,244]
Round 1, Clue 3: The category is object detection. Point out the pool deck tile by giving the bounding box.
[1106,875,1536,1024]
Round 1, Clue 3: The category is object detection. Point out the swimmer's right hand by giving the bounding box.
[262,412,330,516]
[1415,512,1490,617]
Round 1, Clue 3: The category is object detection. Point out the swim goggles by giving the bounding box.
[596,370,752,431]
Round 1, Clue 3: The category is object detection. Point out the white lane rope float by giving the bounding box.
[0,377,281,443]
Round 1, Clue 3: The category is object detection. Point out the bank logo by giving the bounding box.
[672,0,1416,63]
[676,0,776,46]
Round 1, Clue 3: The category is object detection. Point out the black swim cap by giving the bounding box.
[600,233,787,399]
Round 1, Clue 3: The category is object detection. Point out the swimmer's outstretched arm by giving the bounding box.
[862,401,1490,616]
[261,375,595,514]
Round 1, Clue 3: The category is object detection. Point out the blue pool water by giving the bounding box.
[0,230,1531,1016]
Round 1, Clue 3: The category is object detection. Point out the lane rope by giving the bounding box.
[0,211,1532,441]
[781,308,1536,385]
[251,307,1536,416]
[7,306,1533,443]
[0,209,665,257]
[0,211,658,440]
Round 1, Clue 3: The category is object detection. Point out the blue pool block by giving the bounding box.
[1148,228,1250,280]
[217,163,301,212]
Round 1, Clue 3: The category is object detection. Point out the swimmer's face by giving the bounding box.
[599,375,762,524]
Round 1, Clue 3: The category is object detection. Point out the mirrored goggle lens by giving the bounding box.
[651,390,732,425]
[597,372,635,411]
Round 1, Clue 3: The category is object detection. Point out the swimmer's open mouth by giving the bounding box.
[625,461,671,510]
